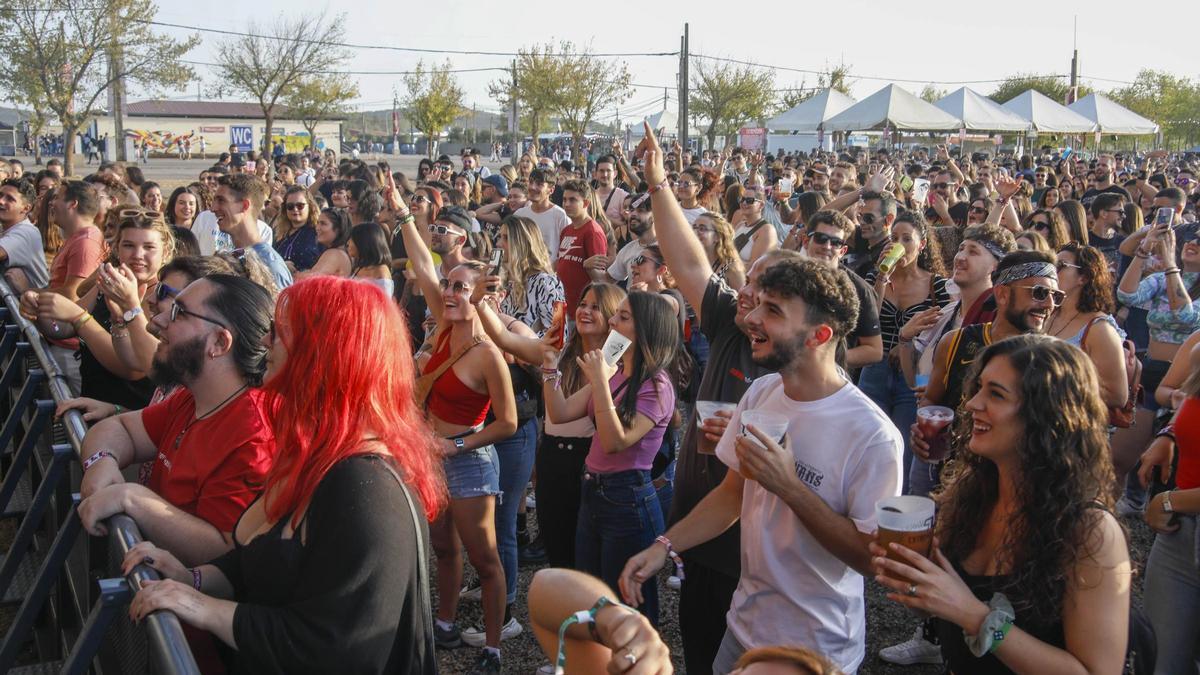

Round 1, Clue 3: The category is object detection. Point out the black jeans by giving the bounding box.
[535,434,590,568]
[679,558,739,675]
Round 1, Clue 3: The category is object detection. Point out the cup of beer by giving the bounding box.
[875,495,936,580]
[695,400,737,455]
[740,409,789,445]
[916,405,955,461]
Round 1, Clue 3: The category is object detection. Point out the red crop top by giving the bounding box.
[423,333,491,427]
[1174,396,1200,490]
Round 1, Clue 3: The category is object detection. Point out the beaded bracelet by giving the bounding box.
[655,535,685,581]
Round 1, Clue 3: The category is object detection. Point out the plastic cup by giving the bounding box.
[695,401,738,455]
[876,495,936,580]
[740,409,790,445]
[916,405,955,461]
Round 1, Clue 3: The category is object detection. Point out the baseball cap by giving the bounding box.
[481,174,509,197]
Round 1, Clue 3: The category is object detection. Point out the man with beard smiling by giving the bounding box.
[585,192,654,286]
[621,255,903,674]
[76,275,278,568]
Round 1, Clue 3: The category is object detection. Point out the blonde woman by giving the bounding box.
[692,212,746,290]
[498,216,564,335]
[270,186,322,272]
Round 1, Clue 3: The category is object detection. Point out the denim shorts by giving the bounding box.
[443,445,501,500]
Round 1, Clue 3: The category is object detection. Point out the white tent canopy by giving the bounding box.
[766,89,857,132]
[1001,90,1096,133]
[628,108,705,138]
[934,87,1031,132]
[822,84,962,132]
[1068,93,1159,135]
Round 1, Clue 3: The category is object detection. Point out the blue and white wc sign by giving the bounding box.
[230,126,253,152]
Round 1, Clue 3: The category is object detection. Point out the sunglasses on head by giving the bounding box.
[1013,284,1066,306]
[438,279,472,294]
[809,231,846,248]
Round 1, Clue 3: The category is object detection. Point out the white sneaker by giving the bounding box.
[526,493,537,510]
[459,582,481,602]
[666,575,681,590]
[461,617,523,647]
[536,664,556,675]
[878,625,942,665]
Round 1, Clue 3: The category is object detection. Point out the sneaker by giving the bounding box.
[526,493,537,509]
[467,650,502,675]
[666,575,681,590]
[1116,494,1143,518]
[519,537,547,564]
[459,581,482,602]
[878,625,942,665]
[462,617,523,647]
[434,622,462,650]
[536,664,556,675]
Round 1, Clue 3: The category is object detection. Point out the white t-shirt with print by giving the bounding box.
[189,211,274,256]
[715,373,902,673]
[514,203,570,264]
[606,238,647,283]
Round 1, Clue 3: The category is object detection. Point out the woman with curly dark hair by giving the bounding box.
[1024,208,1069,251]
[1046,243,1129,410]
[676,166,718,224]
[872,335,1131,675]
[862,209,950,490]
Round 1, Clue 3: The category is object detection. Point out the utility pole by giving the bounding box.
[1067,16,1079,105]
[472,103,477,145]
[511,59,520,156]
[679,23,689,152]
[107,5,127,163]
[392,94,400,156]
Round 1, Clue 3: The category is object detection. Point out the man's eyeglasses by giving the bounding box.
[438,279,472,294]
[169,300,228,329]
[1013,284,1066,306]
[809,231,846,248]
[155,282,180,303]
[284,202,307,211]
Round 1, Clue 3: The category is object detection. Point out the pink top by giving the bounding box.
[586,370,675,473]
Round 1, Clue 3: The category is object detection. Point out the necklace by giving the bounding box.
[173,384,250,449]
[1049,310,1081,338]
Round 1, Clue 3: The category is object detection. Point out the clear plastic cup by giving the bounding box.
[740,409,790,444]
[695,401,738,455]
[875,495,936,576]
[916,405,955,461]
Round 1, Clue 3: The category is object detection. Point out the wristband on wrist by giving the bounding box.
[72,312,93,330]
[82,450,117,471]
[1157,423,1176,440]
[964,592,1016,657]
[646,180,669,195]
[191,567,202,590]
[553,596,637,674]
[655,534,685,581]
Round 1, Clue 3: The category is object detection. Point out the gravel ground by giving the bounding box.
[434,505,1155,674]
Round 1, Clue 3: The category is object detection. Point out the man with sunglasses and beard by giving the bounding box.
[924,169,969,227]
[844,190,896,279]
[802,209,883,369]
[585,193,654,286]
[880,250,1058,668]
[430,206,473,280]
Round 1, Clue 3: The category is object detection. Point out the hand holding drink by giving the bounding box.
[695,400,737,455]
[874,495,936,580]
[916,406,954,461]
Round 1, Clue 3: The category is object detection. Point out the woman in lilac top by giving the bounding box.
[542,291,689,625]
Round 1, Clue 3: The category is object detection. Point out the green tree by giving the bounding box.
[284,74,359,147]
[0,0,197,175]
[490,43,567,156]
[689,60,775,149]
[988,73,1089,104]
[213,12,350,161]
[547,42,632,160]
[1109,69,1200,146]
[920,84,947,103]
[405,60,464,159]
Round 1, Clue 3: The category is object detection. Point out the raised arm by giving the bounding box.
[385,173,443,325]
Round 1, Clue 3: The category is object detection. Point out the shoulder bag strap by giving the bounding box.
[1078,316,1106,351]
[413,334,485,408]
[379,459,436,662]
[733,219,768,252]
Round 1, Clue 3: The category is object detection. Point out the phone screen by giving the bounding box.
[1155,207,1175,228]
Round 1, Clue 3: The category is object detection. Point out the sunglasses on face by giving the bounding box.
[969,206,987,214]
[740,196,761,205]
[809,231,846,248]
[438,279,472,294]
[411,195,429,204]
[284,202,307,211]
[859,212,881,225]
[1013,284,1066,306]
[633,254,662,266]
[1055,261,1082,273]
[169,300,228,329]
[155,282,180,303]
[1031,221,1050,231]
[429,225,462,236]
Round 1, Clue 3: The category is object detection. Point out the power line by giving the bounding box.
[691,53,1051,86]
[180,59,506,76]
[140,18,678,58]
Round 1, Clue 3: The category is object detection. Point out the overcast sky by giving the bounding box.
[146,0,1199,120]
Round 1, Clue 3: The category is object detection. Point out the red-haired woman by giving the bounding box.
[120,276,445,674]
[391,176,519,675]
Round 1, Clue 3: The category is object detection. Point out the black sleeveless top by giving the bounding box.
[79,293,156,411]
[940,322,994,413]
[935,560,1065,674]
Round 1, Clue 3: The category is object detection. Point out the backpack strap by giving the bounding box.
[733,219,768,252]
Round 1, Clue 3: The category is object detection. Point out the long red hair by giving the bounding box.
[262,276,446,522]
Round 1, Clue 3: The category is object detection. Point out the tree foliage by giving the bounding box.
[213,12,350,159]
[988,73,1089,104]
[545,42,631,158]
[284,74,359,143]
[489,43,566,156]
[1108,69,1200,145]
[920,84,947,103]
[404,60,464,158]
[689,61,775,148]
[0,0,197,175]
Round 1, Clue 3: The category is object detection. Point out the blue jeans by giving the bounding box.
[858,361,918,493]
[1144,514,1200,674]
[493,417,538,604]
[711,628,747,675]
[576,469,665,625]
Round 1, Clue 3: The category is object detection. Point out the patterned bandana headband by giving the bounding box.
[994,261,1058,287]
[970,238,1008,261]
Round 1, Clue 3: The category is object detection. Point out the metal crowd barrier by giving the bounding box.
[0,277,199,674]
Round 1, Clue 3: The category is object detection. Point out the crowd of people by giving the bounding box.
[0,122,1198,675]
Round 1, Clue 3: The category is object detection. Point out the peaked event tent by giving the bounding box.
[766,89,857,132]
[822,84,962,132]
[1068,93,1159,135]
[933,87,1031,132]
[1001,90,1096,133]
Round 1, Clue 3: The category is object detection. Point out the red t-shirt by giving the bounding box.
[1174,396,1200,490]
[141,387,277,532]
[49,226,104,287]
[556,219,607,315]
